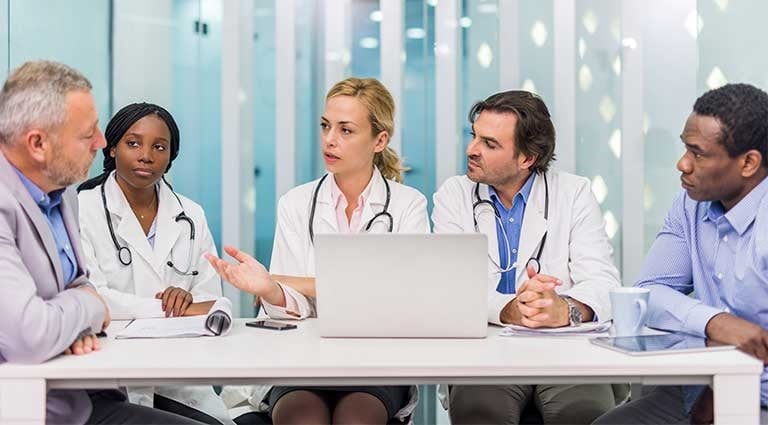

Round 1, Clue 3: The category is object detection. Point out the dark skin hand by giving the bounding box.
[154,287,214,317]
[689,387,714,425]
[155,286,192,317]
[688,313,768,424]
[706,312,768,364]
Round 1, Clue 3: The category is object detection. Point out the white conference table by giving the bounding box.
[0,319,762,424]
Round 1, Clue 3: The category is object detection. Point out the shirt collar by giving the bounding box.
[721,176,768,235]
[329,172,374,209]
[703,201,722,223]
[10,165,64,212]
[488,172,536,211]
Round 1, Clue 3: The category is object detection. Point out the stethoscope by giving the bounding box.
[308,171,393,244]
[101,175,198,276]
[472,172,549,274]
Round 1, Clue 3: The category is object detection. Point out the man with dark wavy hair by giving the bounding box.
[433,90,623,424]
[595,84,768,424]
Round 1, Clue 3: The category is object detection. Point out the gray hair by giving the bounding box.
[0,60,92,146]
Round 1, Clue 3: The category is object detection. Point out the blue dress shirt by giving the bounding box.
[11,167,77,286]
[637,176,768,408]
[489,173,535,294]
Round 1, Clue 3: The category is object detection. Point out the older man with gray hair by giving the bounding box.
[0,61,200,424]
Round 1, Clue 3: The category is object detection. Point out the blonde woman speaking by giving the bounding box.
[210,78,428,424]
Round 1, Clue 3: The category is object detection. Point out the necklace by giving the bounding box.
[136,191,157,220]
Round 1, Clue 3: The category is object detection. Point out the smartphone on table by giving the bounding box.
[245,319,297,331]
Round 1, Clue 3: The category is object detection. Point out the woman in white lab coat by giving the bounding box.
[77,103,234,425]
[209,78,429,424]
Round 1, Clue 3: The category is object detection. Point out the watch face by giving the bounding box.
[570,307,583,324]
[566,298,582,324]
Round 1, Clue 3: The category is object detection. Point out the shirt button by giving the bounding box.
[512,248,517,254]
[508,217,514,223]
[723,235,728,242]
[717,272,724,279]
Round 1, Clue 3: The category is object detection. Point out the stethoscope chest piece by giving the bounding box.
[117,246,132,266]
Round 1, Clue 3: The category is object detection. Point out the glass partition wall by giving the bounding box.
[1,0,764,320]
[2,1,768,420]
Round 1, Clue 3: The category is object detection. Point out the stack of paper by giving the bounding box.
[115,297,233,339]
[500,321,611,337]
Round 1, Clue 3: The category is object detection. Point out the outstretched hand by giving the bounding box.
[205,246,281,300]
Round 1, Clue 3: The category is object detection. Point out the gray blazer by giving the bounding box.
[0,152,106,424]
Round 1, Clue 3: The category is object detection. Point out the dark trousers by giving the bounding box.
[86,390,204,424]
[155,393,223,425]
[450,384,616,425]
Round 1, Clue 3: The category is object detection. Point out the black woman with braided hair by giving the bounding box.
[77,102,234,425]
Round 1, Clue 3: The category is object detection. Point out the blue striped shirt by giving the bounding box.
[11,167,77,286]
[489,173,535,294]
[637,176,768,407]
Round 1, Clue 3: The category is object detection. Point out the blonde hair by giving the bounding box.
[325,77,407,183]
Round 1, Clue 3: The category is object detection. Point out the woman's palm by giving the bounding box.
[208,246,274,296]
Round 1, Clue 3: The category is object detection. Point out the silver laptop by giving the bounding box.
[314,234,488,338]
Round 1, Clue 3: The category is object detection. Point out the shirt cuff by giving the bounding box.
[282,284,300,313]
[683,303,725,337]
[260,283,302,319]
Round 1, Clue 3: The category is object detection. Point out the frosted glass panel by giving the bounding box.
[518,0,554,109]
[350,0,381,78]
[697,1,768,94]
[639,0,696,253]
[402,0,436,204]
[8,0,110,176]
[574,0,622,266]
[460,0,500,171]
[250,0,276,270]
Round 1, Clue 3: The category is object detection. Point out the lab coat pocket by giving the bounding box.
[101,252,134,289]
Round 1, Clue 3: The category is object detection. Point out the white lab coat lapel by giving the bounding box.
[312,175,340,235]
[359,168,388,233]
[106,174,160,279]
[475,183,501,268]
[152,181,183,274]
[516,172,548,284]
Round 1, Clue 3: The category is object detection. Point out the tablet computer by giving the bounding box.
[590,333,734,356]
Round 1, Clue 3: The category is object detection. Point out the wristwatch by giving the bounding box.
[562,296,583,326]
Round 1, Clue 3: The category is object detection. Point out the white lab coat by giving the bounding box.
[221,168,429,422]
[78,171,234,425]
[432,170,621,411]
[431,170,621,326]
